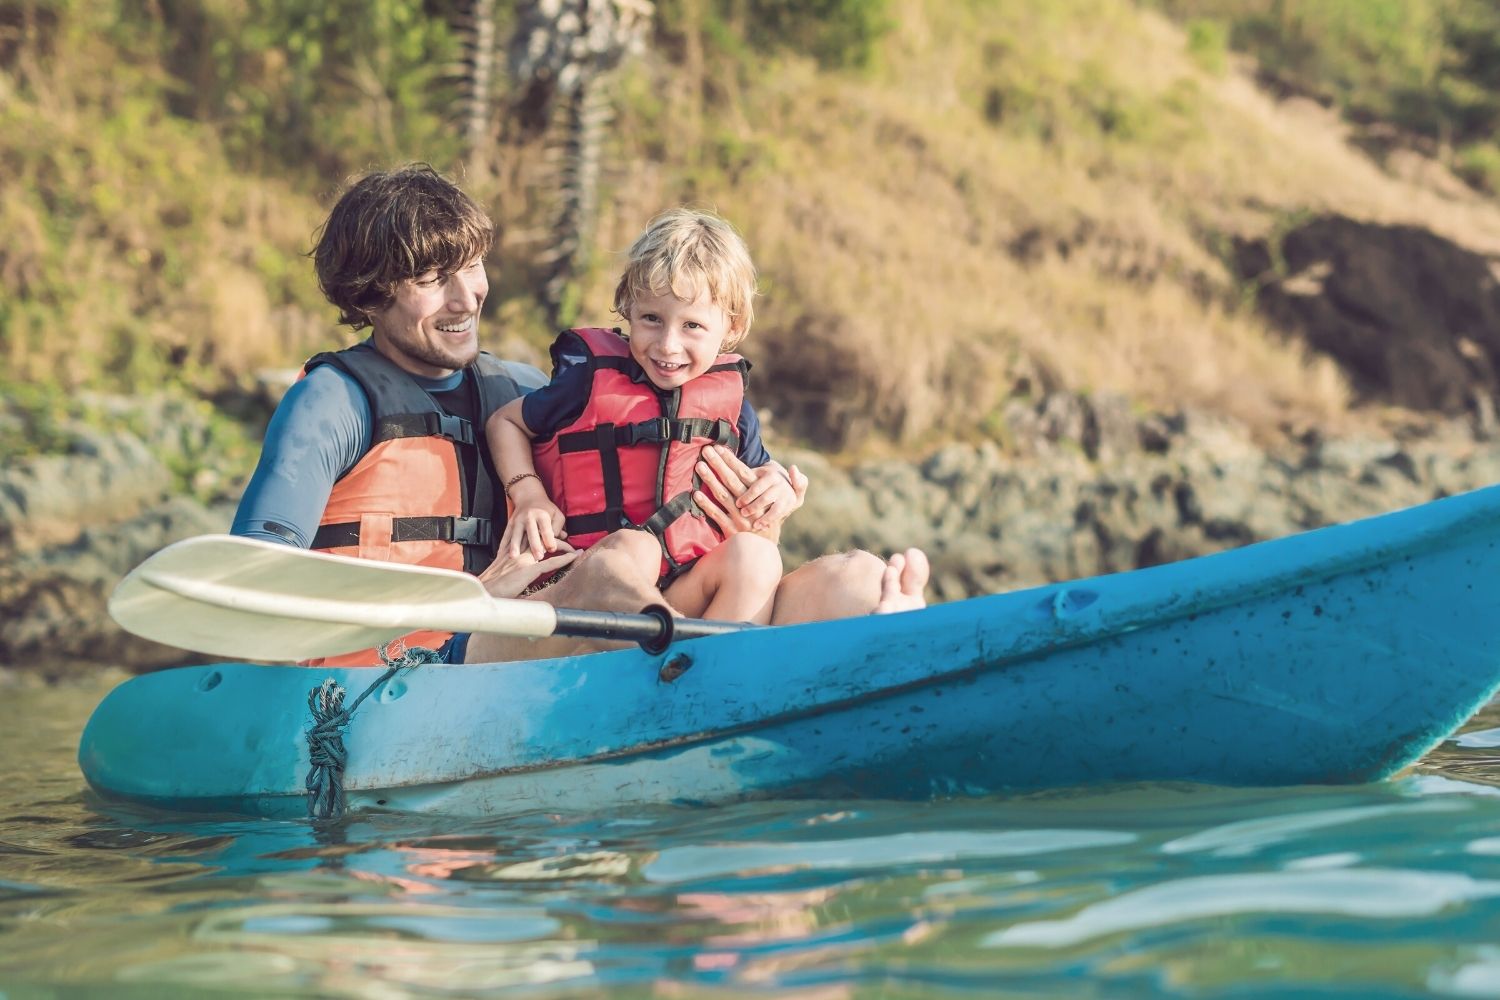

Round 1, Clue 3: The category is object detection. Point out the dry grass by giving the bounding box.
[0,24,331,393]
[583,0,1500,451]
[11,0,1500,459]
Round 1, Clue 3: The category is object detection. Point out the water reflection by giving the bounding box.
[8,678,1500,995]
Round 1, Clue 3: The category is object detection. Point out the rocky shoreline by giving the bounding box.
[784,397,1500,601]
[4,388,1498,679]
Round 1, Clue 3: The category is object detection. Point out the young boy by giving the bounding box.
[487,208,799,624]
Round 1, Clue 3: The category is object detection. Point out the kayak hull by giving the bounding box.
[79,484,1500,816]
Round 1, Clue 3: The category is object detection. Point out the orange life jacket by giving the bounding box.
[532,327,749,583]
[301,343,524,666]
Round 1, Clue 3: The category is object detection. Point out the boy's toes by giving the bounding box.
[899,548,929,597]
[874,548,928,614]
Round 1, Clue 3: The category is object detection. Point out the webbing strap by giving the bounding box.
[595,423,627,532]
[564,511,629,535]
[313,515,494,549]
[642,491,708,587]
[374,411,476,446]
[638,490,703,540]
[557,417,738,453]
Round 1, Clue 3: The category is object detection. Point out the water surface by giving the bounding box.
[6,673,1500,997]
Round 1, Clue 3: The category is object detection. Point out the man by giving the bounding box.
[232,164,583,664]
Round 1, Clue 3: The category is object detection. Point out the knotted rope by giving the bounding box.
[305,639,444,821]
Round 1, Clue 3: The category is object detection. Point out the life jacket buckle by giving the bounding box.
[432,412,475,446]
[619,418,671,446]
[446,516,493,546]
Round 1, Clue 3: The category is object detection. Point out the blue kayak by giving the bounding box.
[79,484,1500,817]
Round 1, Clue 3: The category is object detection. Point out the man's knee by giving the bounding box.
[771,549,883,625]
[805,549,883,590]
[586,529,661,573]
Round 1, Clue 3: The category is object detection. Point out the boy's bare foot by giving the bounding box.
[873,548,929,614]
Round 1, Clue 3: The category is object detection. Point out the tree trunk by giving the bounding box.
[463,0,497,169]
[542,67,611,327]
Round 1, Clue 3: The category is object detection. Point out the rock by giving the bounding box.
[0,496,233,678]
[773,401,1500,603]
[0,430,172,555]
[1235,215,1500,416]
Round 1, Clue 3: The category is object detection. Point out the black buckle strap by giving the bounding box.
[559,417,737,452]
[395,515,493,545]
[313,515,494,550]
[617,418,672,445]
[687,417,738,448]
[431,412,476,446]
[639,491,705,541]
[375,412,476,446]
[564,511,636,535]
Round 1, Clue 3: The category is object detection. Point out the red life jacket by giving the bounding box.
[299,342,525,665]
[532,327,749,582]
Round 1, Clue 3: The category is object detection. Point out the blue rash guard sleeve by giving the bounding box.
[230,365,372,547]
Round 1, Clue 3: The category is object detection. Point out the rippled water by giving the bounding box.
[7,673,1500,997]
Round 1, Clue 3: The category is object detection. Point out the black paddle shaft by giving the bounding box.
[552,604,754,654]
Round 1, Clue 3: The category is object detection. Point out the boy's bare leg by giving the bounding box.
[464,530,665,663]
[770,548,929,625]
[662,533,782,624]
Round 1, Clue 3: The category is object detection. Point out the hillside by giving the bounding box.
[5,0,1500,463]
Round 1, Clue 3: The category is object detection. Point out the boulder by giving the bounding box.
[0,430,172,555]
[0,496,233,678]
[1235,215,1500,417]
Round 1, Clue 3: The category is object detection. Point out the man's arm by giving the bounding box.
[230,366,371,547]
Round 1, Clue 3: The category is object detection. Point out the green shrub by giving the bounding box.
[160,0,463,180]
[1155,0,1500,145]
[1186,18,1229,75]
[1456,141,1500,194]
[735,0,892,69]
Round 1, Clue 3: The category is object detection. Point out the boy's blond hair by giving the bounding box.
[612,208,757,349]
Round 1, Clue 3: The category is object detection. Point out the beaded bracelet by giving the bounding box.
[503,471,541,495]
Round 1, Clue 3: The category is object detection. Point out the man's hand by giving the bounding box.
[694,446,809,539]
[477,537,579,598]
[737,463,802,530]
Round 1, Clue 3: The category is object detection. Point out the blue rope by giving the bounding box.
[305,640,444,821]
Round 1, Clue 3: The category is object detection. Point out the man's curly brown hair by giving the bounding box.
[313,164,494,329]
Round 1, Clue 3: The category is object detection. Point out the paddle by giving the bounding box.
[109,534,752,661]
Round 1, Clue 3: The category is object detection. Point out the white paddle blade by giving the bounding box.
[109,535,558,661]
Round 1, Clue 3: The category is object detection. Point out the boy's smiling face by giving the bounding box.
[626,286,735,391]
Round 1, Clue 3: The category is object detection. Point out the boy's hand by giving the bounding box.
[502,495,569,561]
